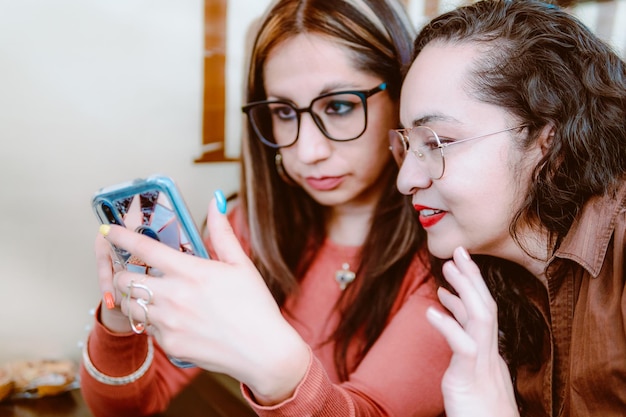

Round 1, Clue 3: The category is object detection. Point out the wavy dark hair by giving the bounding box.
[240,0,424,380]
[414,0,626,394]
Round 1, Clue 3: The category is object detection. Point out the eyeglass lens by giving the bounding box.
[388,126,445,179]
[246,92,368,148]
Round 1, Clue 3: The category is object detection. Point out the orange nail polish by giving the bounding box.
[104,292,115,309]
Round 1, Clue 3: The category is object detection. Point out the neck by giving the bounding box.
[326,203,374,246]
[502,228,552,279]
[517,255,548,281]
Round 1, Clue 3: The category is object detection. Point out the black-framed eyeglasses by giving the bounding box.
[388,125,527,179]
[242,82,387,149]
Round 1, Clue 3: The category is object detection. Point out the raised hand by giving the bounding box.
[426,247,519,417]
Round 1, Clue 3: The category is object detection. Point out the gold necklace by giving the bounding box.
[335,262,356,290]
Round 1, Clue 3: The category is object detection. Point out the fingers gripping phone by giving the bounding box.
[92,175,208,368]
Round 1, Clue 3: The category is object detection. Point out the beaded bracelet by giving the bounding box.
[82,335,154,385]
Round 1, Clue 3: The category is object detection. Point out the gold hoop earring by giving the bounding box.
[275,152,296,186]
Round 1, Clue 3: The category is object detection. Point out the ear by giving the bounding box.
[537,123,555,156]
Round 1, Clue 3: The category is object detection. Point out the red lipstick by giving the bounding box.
[413,204,446,228]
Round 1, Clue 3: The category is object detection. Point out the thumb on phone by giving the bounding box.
[206,190,249,266]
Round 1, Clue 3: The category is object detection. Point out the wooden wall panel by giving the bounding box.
[196,0,234,162]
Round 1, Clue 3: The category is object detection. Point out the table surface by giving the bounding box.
[0,371,258,417]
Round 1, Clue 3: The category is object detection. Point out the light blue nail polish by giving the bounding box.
[214,189,227,214]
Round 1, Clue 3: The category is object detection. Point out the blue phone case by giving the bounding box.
[92,175,208,368]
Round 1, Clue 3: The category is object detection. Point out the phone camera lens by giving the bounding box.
[102,203,121,225]
[136,226,160,241]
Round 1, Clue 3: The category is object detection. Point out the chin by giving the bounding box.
[426,239,455,260]
[308,189,353,207]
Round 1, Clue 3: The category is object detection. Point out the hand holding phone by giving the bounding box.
[92,175,208,367]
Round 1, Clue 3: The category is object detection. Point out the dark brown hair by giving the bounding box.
[240,0,424,380]
[413,0,626,396]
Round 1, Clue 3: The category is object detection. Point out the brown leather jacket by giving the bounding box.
[517,180,626,416]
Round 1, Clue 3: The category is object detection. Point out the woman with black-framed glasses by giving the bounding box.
[81,0,450,416]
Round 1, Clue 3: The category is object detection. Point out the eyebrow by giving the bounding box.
[408,113,459,128]
[267,82,362,103]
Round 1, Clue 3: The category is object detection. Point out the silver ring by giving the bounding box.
[129,281,154,304]
[127,280,153,334]
[129,298,150,334]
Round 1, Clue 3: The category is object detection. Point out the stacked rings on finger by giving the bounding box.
[127,281,154,334]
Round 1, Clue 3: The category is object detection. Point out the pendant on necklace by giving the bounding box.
[335,263,356,290]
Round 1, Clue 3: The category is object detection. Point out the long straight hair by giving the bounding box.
[240,0,425,380]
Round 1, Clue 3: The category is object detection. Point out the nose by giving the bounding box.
[294,112,332,164]
[396,156,432,196]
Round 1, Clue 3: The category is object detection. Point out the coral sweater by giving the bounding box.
[80,208,450,417]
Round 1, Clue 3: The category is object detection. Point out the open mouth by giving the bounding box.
[414,205,446,228]
[420,208,444,217]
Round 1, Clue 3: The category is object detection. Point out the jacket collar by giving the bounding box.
[554,181,626,278]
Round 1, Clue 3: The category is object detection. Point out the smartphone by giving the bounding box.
[92,175,208,368]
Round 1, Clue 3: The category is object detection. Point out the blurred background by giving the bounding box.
[0,0,623,365]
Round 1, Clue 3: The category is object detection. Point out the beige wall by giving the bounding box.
[0,0,242,363]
